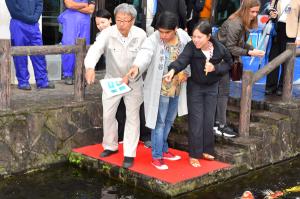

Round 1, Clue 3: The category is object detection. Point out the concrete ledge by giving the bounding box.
[68,151,249,197]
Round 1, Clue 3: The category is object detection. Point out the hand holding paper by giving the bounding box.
[100,78,131,97]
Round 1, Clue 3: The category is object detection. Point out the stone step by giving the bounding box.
[227,116,279,138]
[216,135,264,150]
[228,95,300,116]
[227,105,289,125]
[215,136,270,168]
[214,143,249,165]
[168,129,265,167]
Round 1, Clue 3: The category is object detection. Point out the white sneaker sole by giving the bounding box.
[163,155,181,161]
[152,162,168,170]
[214,129,223,136]
[214,129,236,138]
[223,133,237,138]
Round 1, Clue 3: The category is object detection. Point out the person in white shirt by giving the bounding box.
[265,0,300,96]
[146,0,156,35]
[84,3,147,169]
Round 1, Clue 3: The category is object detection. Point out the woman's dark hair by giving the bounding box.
[192,20,212,36]
[155,11,178,30]
[96,8,112,19]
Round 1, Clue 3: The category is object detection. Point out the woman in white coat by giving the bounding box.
[128,12,191,170]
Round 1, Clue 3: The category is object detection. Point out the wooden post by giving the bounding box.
[0,40,11,110]
[74,38,86,102]
[239,71,254,137]
[282,43,296,102]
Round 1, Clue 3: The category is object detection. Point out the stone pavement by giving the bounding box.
[9,72,300,111]
[6,68,300,110]
[9,71,105,111]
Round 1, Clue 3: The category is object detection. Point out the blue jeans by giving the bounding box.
[151,95,179,159]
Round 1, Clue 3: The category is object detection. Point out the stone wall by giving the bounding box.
[0,101,102,175]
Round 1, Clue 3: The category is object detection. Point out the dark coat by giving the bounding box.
[5,0,43,24]
[217,17,254,58]
[151,0,187,29]
[169,37,233,85]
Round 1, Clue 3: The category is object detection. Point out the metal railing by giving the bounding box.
[0,38,87,110]
[239,43,300,136]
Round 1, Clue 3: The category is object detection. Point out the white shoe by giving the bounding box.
[213,128,223,136]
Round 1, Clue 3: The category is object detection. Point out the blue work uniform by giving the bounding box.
[5,0,50,88]
[58,0,93,78]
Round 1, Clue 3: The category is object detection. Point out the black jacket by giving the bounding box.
[5,0,43,24]
[169,37,233,85]
[151,0,187,29]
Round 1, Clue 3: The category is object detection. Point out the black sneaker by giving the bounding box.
[213,122,222,136]
[213,127,223,137]
[219,125,237,138]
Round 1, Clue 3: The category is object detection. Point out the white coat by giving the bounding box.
[133,29,191,129]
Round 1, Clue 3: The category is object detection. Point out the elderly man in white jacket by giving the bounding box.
[128,12,191,170]
[84,3,146,168]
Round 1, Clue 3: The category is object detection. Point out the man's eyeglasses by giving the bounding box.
[116,18,133,23]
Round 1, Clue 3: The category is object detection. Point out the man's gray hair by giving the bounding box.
[114,3,137,18]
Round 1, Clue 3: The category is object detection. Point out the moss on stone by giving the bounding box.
[68,153,84,166]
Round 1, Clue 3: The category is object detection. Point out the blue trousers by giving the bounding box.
[10,19,49,88]
[151,95,179,159]
[58,9,91,78]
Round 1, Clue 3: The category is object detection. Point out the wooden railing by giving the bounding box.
[239,43,300,136]
[0,38,87,110]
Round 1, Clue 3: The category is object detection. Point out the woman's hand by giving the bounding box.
[178,71,189,83]
[269,9,278,19]
[204,61,215,75]
[163,69,175,83]
[248,49,265,57]
[85,68,95,85]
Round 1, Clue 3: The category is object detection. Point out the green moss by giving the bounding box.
[68,153,84,166]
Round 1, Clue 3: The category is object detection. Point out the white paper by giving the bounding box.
[100,78,131,97]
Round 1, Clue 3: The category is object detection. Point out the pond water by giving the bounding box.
[0,156,299,199]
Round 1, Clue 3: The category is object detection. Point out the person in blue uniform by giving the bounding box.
[5,0,55,90]
[58,0,95,85]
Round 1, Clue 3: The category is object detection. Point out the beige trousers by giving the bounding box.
[101,82,143,157]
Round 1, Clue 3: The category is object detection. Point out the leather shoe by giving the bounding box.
[64,77,74,85]
[100,149,118,157]
[37,81,55,89]
[18,85,31,91]
[122,156,134,168]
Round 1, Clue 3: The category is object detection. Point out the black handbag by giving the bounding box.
[231,61,243,81]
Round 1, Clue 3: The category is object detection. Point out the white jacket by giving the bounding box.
[133,29,191,129]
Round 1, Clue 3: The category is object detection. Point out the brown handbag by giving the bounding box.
[231,61,243,81]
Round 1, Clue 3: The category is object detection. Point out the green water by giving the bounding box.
[0,156,299,199]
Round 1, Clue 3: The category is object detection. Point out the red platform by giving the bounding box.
[73,142,231,184]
